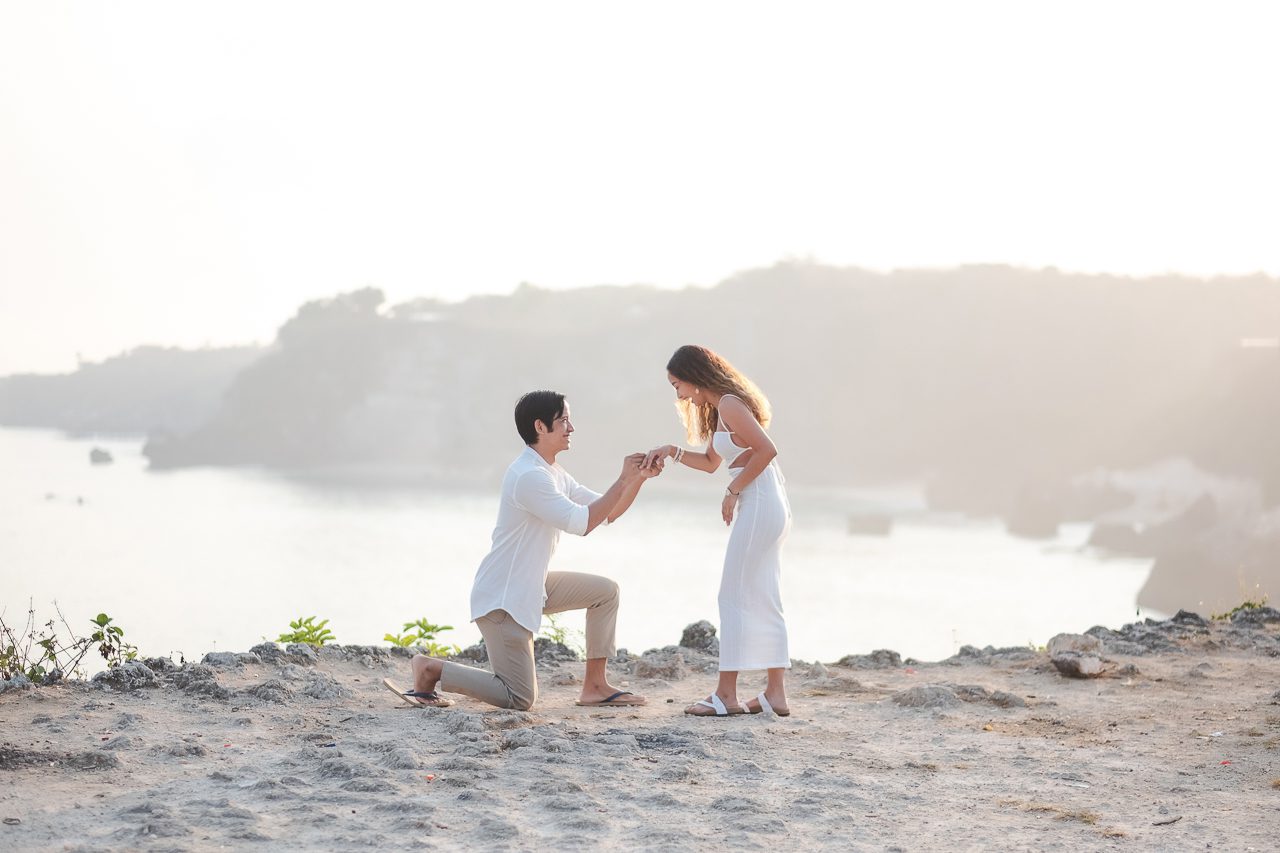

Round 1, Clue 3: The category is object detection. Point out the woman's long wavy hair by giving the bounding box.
[667,344,771,444]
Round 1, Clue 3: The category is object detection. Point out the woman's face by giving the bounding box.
[668,372,702,405]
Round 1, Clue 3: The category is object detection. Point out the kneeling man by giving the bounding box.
[386,390,659,710]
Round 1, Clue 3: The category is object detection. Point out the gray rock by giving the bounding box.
[952,684,991,703]
[453,642,488,663]
[0,673,33,694]
[202,652,240,668]
[990,690,1027,708]
[301,672,350,700]
[1171,610,1210,627]
[1048,633,1104,678]
[91,662,158,691]
[283,643,318,664]
[533,638,579,664]
[679,620,719,654]
[633,650,688,680]
[141,656,179,673]
[170,664,231,700]
[837,649,902,669]
[235,652,262,665]
[244,680,294,703]
[1231,606,1280,626]
[945,644,1038,665]
[250,642,284,663]
[892,685,960,709]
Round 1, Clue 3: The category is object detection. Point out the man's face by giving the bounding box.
[537,402,575,453]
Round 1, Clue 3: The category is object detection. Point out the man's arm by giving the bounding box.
[583,454,647,534]
[605,459,661,524]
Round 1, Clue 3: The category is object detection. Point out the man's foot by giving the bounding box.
[577,683,646,706]
[684,693,746,716]
[382,678,455,708]
[411,654,444,693]
[741,691,790,717]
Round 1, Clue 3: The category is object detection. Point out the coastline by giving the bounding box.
[3,612,1279,851]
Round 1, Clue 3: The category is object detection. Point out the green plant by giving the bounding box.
[1212,596,1270,621]
[384,617,461,656]
[278,616,335,646]
[540,613,585,656]
[1,601,133,682]
[89,613,138,667]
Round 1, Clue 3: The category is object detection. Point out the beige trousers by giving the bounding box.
[438,571,619,710]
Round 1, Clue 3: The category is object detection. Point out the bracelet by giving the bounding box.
[672,447,685,464]
[726,486,741,497]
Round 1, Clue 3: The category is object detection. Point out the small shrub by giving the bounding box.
[540,613,585,656]
[385,618,461,657]
[278,616,335,647]
[1,601,136,681]
[1212,596,1270,621]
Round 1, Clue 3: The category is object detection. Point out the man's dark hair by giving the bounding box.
[514,390,566,445]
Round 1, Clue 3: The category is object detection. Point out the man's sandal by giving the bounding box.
[382,677,455,708]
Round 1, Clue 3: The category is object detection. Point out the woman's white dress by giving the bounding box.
[712,424,792,671]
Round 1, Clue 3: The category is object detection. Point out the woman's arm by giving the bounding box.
[643,442,721,474]
[718,395,777,496]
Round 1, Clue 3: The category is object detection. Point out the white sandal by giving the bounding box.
[745,691,791,717]
[684,694,746,716]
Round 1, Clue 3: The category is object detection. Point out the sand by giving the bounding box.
[2,615,1279,852]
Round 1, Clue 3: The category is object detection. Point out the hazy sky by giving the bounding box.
[2,1,1278,375]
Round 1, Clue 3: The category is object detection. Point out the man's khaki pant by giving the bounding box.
[438,571,619,710]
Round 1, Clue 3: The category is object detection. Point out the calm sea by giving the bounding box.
[0,428,1156,671]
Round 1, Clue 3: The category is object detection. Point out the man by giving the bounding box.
[384,390,660,710]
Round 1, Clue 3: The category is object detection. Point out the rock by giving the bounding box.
[202,652,241,668]
[633,650,688,680]
[836,649,902,669]
[1230,606,1280,626]
[283,644,318,665]
[1171,610,1209,627]
[141,656,179,673]
[454,642,488,663]
[989,690,1027,708]
[244,680,294,703]
[0,673,33,694]
[250,642,285,663]
[235,652,262,665]
[679,620,720,654]
[534,638,579,664]
[91,662,158,691]
[170,664,231,700]
[301,672,350,700]
[89,447,113,465]
[1047,633,1104,678]
[892,685,960,709]
[549,670,580,686]
[947,644,1037,663]
[952,685,991,703]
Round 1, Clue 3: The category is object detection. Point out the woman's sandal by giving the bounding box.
[683,694,747,717]
[743,692,790,717]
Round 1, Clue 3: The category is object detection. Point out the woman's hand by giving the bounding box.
[642,445,674,471]
[722,491,738,526]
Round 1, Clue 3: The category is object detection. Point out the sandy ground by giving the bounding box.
[2,616,1279,852]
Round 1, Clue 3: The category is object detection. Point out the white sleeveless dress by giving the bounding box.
[712,408,792,671]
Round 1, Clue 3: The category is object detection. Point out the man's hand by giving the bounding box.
[620,453,646,483]
[642,445,674,471]
[641,454,665,478]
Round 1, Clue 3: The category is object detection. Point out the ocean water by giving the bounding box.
[0,428,1156,672]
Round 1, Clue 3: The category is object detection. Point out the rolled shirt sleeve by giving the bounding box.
[513,468,591,536]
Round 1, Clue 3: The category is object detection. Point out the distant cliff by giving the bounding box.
[0,344,262,436]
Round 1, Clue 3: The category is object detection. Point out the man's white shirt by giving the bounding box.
[469,447,604,633]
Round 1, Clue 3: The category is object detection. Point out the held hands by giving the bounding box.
[621,452,662,483]
[641,445,675,471]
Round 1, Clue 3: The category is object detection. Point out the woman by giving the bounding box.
[643,344,792,717]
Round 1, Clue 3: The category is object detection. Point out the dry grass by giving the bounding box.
[1002,800,1100,825]
[1101,828,1127,838]
[1271,778,1280,789]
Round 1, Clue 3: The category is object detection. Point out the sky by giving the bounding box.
[2,1,1279,375]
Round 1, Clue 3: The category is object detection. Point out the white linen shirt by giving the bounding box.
[469,447,604,633]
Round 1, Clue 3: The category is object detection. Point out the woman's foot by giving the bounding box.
[683,692,747,716]
[741,690,790,716]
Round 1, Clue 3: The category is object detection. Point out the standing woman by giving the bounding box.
[643,345,792,717]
